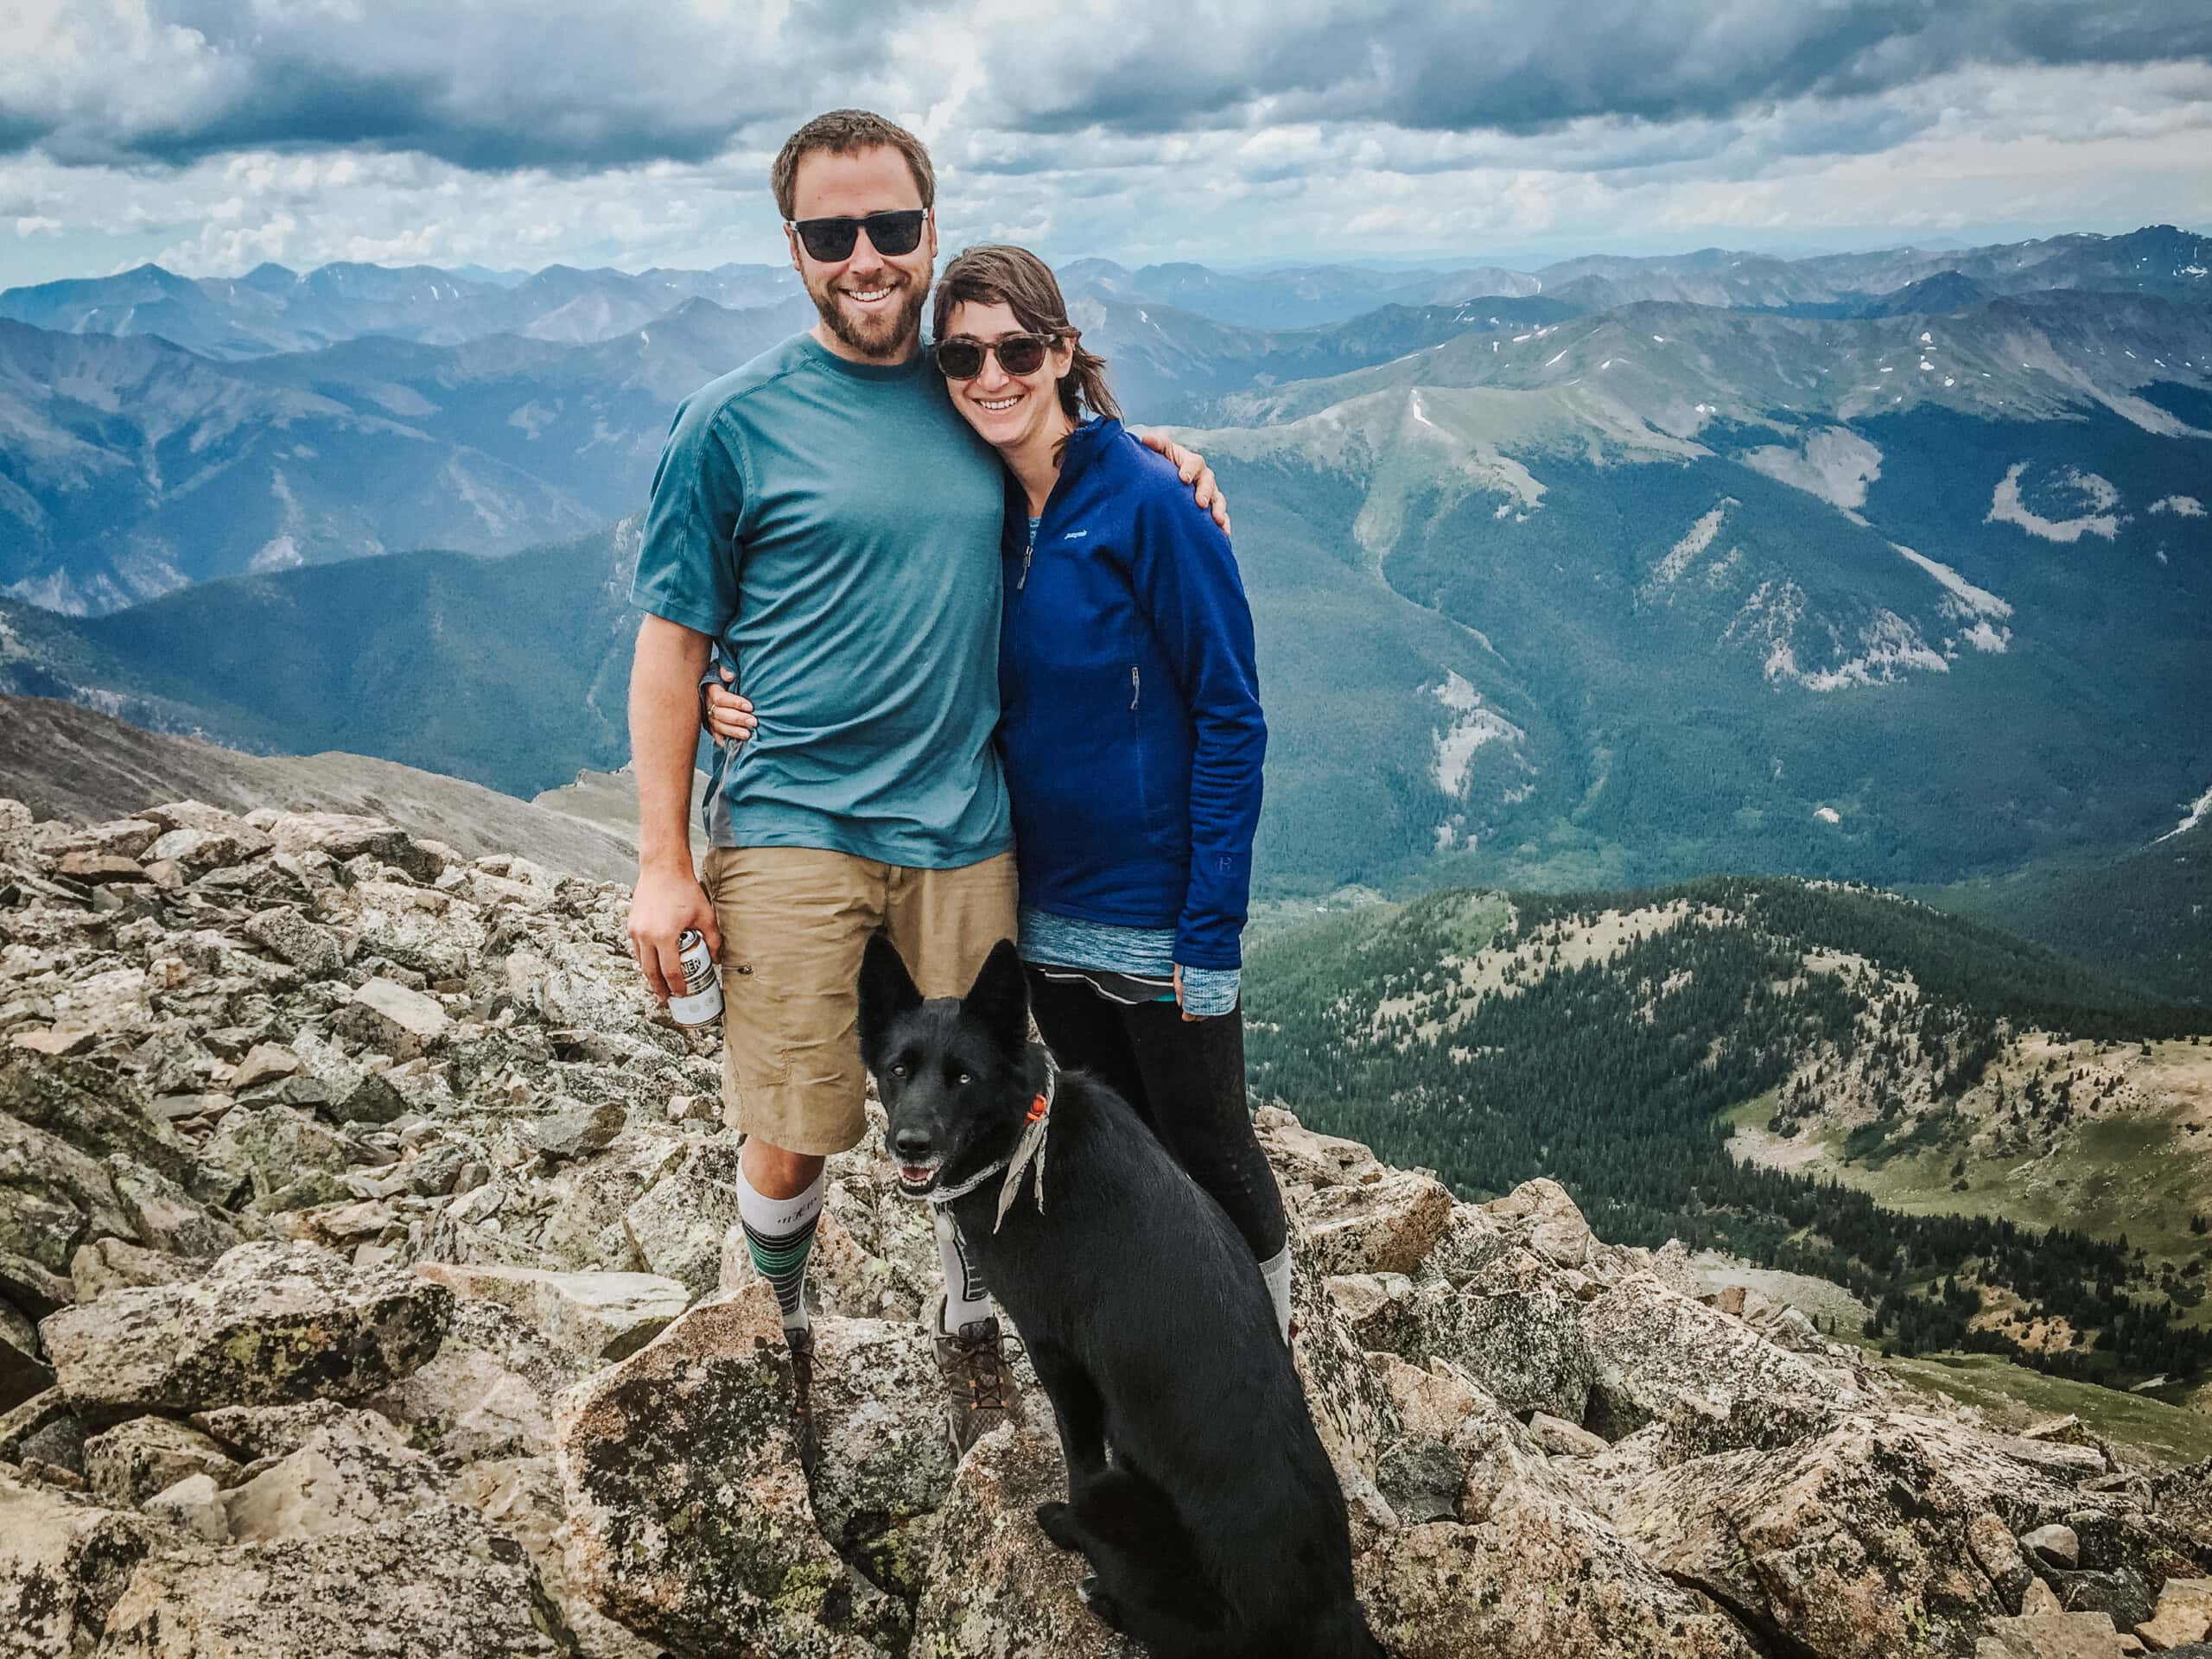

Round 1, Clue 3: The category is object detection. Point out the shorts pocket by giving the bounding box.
[705,846,876,1142]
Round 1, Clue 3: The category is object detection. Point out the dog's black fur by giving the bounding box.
[859,935,1383,1659]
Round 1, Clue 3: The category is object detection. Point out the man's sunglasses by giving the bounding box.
[935,334,1057,379]
[788,209,927,263]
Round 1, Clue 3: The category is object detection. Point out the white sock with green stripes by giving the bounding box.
[737,1163,824,1333]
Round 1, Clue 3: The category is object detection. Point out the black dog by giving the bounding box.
[859,935,1383,1659]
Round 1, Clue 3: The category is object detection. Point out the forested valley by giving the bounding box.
[1244,876,2212,1388]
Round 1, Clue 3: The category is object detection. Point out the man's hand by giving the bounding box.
[628,865,720,1003]
[629,613,718,1004]
[1138,432,1230,536]
[702,664,756,747]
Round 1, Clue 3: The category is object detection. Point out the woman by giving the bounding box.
[708,245,1291,1337]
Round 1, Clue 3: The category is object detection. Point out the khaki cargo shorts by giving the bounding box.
[698,845,1018,1156]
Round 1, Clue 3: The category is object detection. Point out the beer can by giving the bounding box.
[669,928,723,1028]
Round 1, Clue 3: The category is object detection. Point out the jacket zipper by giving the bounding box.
[1018,540,1033,591]
[1130,665,1140,710]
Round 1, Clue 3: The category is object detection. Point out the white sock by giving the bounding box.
[1260,1246,1294,1343]
[935,1208,993,1332]
[736,1163,824,1333]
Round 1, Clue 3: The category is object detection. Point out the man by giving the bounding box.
[625,109,1224,1454]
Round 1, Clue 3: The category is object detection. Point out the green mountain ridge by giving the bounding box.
[1244,874,2212,1389]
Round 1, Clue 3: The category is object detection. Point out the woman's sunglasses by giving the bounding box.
[936,334,1056,379]
[788,209,927,263]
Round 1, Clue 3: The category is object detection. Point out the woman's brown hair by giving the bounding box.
[931,245,1122,424]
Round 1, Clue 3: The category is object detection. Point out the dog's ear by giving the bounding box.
[963,938,1029,1058]
[856,931,923,1070]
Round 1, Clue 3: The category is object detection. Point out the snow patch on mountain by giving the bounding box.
[1796,612,1950,691]
[1647,499,1733,589]
[1891,543,2012,643]
[2063,468,2120,512]
[509,399,557,440]
[446,454,530,535]
[1726,578,1808,679]
[1740,427,1882,511]
[2150,494,2205,517]
[2157,782,2212,843]
[1732,582,1948,691]
[251,535,303,574]
[1431,670,1525,798]
[1986,461,2120,543]
[3,569,92,614]
[253,470,308,575]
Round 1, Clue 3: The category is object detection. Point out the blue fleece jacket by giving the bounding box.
[997,417,1266,971]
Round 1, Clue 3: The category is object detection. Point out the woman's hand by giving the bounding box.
[702,664,756,747]
[1173,963,1243,1022]
[1137,433,1230,537]
[1172,964,1199,1022]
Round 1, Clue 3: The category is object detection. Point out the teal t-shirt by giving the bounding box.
[630,334,1014,868]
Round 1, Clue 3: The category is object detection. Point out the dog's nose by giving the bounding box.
[893,1128,934,1161]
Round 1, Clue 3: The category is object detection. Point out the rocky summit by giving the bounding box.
[2,793,2210,1659]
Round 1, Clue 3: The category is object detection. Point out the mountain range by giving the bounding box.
[10,226,2202,358]
[3,226,2204,611]
[1185,288,2209,898]
[0,296,821,612]
[0,225,2205,969]
[1050,226,2212,326]
[0,258,801,359]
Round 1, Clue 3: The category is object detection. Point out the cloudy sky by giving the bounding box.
[3,0,2210,286]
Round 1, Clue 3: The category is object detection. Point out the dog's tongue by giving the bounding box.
[899,1165,935,1188]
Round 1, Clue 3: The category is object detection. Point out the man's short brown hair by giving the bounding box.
[772,110,936,221]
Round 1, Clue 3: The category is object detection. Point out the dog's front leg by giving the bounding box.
[1025,1338,1109,1484]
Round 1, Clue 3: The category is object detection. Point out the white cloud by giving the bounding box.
[0,10,2207,284]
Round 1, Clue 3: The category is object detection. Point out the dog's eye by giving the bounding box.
[956,1071,972,1086]
[890,1063,909,1079]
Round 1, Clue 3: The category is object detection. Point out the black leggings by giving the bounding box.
[1024,966,1288,1266]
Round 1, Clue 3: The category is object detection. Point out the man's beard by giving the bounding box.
[809,268,931,360]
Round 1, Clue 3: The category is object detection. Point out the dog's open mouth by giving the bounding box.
[896,1160,942,1196]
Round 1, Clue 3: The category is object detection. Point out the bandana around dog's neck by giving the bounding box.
[923,1048,1058,1233]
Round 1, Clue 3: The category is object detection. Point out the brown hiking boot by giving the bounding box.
[931,1293,1019,1457]
[785,1324,818,1475]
